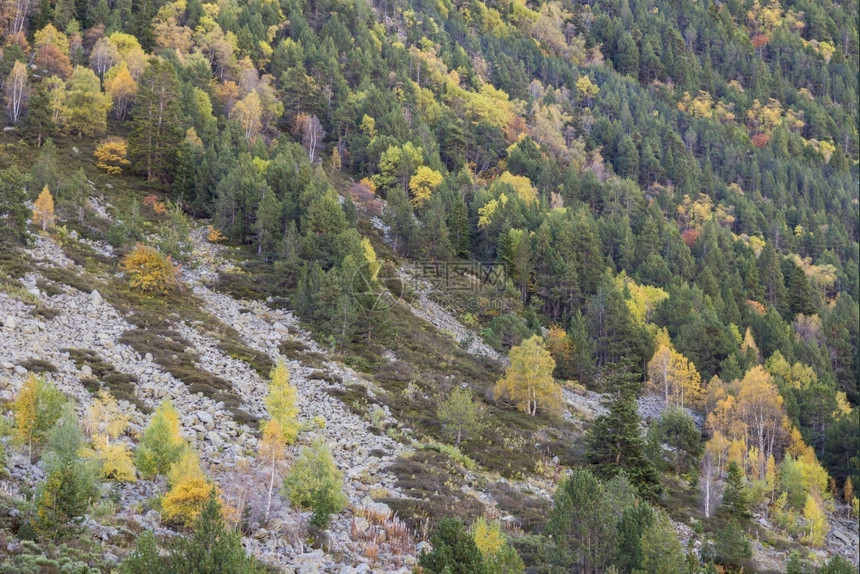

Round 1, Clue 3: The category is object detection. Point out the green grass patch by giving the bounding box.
[29,306,61,320]
[38,264,99,293]
[487,481,551,533]
[63,348,150,414]
[219,340,274,378]
[16,358,58,374]
[382,450,484,532]
[36,278,64,297]
[0,249,31,279]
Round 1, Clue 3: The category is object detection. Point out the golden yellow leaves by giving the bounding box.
[494,335,562,417]
[94,138,131,175]
[33,186,56,232]
[121,243,180,294]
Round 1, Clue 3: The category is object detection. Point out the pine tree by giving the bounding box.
[419,518,487,574]
[35,408,99,537]
[639,510,687,574]
[170,488,262,573]
[29,139,62,200]
[613,501,653,573]
[119,531,165,574]
[547,468,614,573]
[255,188,282,257]
[448,194,470,256]
[129,58,182,182]
[758,242,786,313]
[282,437,346,528]
[710,520,751,570]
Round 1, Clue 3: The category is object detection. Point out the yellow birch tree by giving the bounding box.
[494,335,562,416]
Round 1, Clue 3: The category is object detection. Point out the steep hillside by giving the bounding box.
[0,0,858,571]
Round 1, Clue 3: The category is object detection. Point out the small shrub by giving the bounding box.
[283,437,347,528]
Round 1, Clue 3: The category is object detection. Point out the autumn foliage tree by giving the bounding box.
[94,138,131,174]
[11,373,67,461]
[265,359,300,443]
[646,335,703,408]
[258,419,289,523]
[162,448,215,527]
[408,166,443,207]
[104,62,137,120]
[494,335,562,417]
[122,243,180,293]
[32,186,56,232]
[86,389,135,482]
[64,66,112,137]
[4,60,28,123]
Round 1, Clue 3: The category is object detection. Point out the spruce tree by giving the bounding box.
[129,58,182,182]
[448,194,470,256]
[23,83,56,146]
[721,461,751,518]
[586,363,662,499]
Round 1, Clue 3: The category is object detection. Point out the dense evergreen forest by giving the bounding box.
[0,0,857,570]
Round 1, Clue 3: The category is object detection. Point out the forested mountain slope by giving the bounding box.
[0,0,857,571]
